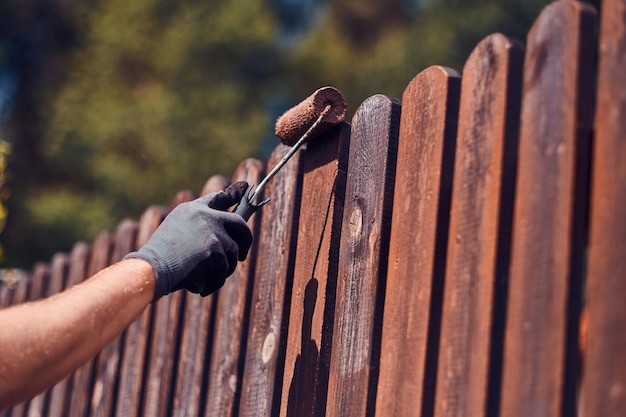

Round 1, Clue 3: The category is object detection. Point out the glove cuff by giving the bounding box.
[124,244,184,301]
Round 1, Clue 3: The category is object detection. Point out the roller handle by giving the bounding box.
[233,184,270,221]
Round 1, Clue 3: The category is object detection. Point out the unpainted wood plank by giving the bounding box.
[238,145,304,417]
[375,66,460,417]
[202,159,265,417]
[326,95,401,417]
[46,242,91,417]
[89,220,138,417]
[433,34,523,417]
[171,184,223,417]
[500,2,597,417]
[582,0,626,414]
[278,123,351,417]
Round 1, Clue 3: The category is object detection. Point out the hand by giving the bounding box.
[125,181,253,300]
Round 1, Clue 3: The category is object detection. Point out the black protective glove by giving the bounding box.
[125,181,253,300]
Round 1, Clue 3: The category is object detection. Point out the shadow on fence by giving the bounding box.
[1,0,625,416]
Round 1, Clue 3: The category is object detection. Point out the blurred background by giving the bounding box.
[0,0,599,268]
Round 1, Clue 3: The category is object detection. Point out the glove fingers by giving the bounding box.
[208,181,249,210]
[225,220,253,261]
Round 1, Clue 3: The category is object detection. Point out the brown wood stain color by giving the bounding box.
[375,66,460,417]
[142,192,193,417]
[47,242,91,417]
[238,145,304,417]
[202,159,265,417]
[433,34,523,417]
[89,220,138,417]
[279,123,351,417]
[326,95,401,417]
[582,0,626,414]
[500,1,596,417]
[171,184,222,417]
[114,205,168,417]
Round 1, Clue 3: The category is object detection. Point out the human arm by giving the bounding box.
[0,182,253,408]
[0,258,155,408]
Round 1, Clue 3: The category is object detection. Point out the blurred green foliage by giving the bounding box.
[0,0,599,267]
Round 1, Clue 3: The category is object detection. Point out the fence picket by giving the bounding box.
[89,220,138,417]
[500,1,597,416]
[171,186,220,417]
[326,95,400,417]
[375,66,460,417]
[279,123,351,417]
[47,242,91,417]
[582,0,626,414]
[202,159,265,417]
[238,145,304,417]
[115,205,169,417]
[433,34,523,417]
[3,2,624,415]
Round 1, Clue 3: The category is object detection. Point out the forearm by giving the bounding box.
[0,258,155,408]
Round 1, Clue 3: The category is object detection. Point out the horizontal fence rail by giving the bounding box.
[1,0,624,416]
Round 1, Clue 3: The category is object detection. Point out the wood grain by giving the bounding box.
[278,123,351,417]
[23,263,52,417]
[238,144,304,417]
[138,198,186,417]
[433,34,523,417]
[115,206,168,417]
[47,242,91,417]
[171,184,223,417]
[500,2,596,416]
[326,95,401,417]
[582,0,626,414]
[203,159,265,417]
[375,66,460,417]
[89,220,138,417]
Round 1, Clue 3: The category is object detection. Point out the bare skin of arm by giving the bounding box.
[0,258,155,409]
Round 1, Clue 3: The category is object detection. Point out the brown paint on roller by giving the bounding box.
[275,86,347,146]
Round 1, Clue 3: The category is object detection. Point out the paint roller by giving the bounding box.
[233,86,347,220]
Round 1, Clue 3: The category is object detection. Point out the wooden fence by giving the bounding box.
[1,0,624,415]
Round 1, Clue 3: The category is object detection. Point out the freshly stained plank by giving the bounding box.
[203,159,265,417]
[141,195,189,417]
[23,263,52,416]
[171,183,224,417]
[47,242,91,417]
[278,123,351,417]
[500,2,596,417]
[582,0,626,414]
[66,231,114,417]
[89,220,138,417]
[433,34,523,417]
[326,95,400,417]
[115,205,168,417]
[375,66,460,417]
[238,145,304,417]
